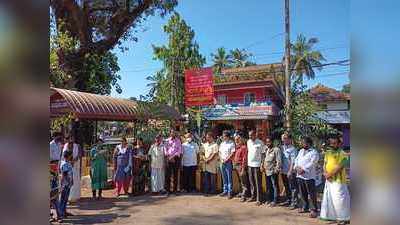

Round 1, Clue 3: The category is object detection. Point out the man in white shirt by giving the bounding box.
[294,136,319,218]
[247,130,264,205]
[218,130,235,199]
[182,132,200,193]
[50,132,63,163]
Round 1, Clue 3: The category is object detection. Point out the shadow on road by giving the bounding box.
[59,213,120,224]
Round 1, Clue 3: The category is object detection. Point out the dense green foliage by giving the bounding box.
[50,0,177,94]
[50,0,177,145]
[147,13,206,112]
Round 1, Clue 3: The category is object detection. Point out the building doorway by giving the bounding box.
[242,120,256,133]
[213,123,235,137]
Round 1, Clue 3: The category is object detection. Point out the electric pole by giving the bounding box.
[284,0,291,132]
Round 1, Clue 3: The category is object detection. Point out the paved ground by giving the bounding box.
[54,188,328,225]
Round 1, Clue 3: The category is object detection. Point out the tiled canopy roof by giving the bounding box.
[50,88,181,121]
[309,84,350,102]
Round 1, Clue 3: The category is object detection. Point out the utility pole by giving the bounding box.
[284,0,291,132]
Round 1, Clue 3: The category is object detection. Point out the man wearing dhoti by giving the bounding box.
[320,135,350,224]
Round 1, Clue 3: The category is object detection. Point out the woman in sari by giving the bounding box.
[132,138,147,195]
[113,137,132,197]
[320,135,350,224]
[90,138,108,200]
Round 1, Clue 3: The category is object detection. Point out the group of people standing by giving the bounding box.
[50,127,350,224]
[112,128,350,224]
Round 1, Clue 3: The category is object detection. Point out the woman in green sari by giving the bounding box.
[90,139,108,200]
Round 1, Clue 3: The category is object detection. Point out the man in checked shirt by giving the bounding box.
[164,129,183,195]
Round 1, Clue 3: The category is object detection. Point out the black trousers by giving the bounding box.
[281,173,299,206]
[203,171,216,194]
[248,166,262,202]
[298,178,318,211]
[182,166,197,192]
[165,158,180,193]
[265,173,279,203]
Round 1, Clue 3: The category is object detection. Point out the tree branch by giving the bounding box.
[91,0,154,54]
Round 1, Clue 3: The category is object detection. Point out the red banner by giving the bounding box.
[184,67,214,107]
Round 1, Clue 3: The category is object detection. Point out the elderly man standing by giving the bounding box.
[247,130,264,206]
[164,129,183,195]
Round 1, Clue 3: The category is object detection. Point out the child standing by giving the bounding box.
[49,163,60,222]
[58,150,74,223]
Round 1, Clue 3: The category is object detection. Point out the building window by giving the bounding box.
[244,93,255,105]
[217,95,227,105]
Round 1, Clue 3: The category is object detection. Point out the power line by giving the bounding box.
[243,32,285,49]
[252,45,348,57]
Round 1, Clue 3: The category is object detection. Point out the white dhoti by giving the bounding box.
[320,181,351,221]
[151,168,165,192]
[63,143,81,202]
[69,159,81,202]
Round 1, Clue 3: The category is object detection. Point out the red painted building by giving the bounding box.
[204,63,285,139]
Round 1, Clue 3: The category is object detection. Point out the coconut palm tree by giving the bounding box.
[230,48,255,68]
[211,47,232,74]
[145,69,170,103]
[290,34,326,82]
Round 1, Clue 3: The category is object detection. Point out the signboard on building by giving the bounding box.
[184,67,214,107]
[50,94,71,117]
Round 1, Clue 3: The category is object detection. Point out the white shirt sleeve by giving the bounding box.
[230,142,236,153]
[294,149,301,169]
[302,150,319,172]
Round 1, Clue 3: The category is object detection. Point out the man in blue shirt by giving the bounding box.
[280,133,299,209]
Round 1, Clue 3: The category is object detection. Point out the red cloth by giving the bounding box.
[233,145,248,168]
[115,176,131,195]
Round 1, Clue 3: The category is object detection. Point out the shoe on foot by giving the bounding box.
[255,201,262,206]
[247,198,256,202]
[298,208,310,213]
[280,200,290,206]
[240,197,247,202]
[289,205,298,210]
[269,202,277,207]
[309,210,318,218]
[227,193,233,199]
[219,192,227,197]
